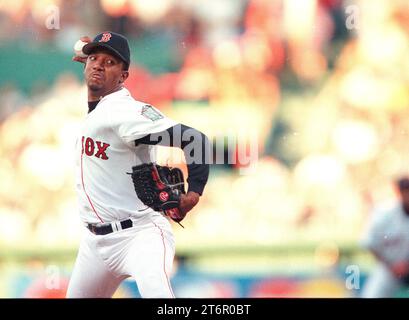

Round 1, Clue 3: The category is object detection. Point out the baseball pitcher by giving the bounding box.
[66,32,210,298]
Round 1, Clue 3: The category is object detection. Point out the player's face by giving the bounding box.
[84,49,128,95]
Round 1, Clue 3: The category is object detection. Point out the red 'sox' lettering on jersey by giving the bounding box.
[85,137,95,156]
[95,141,110,160]
[82,136,110,160]
[81,136,85,154]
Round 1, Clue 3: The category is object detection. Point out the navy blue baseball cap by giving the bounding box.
[82,31,130,70]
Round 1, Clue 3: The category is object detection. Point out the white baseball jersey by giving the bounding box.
[75,87,177,224]
[361,203,409,265]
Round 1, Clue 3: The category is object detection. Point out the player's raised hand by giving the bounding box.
[72,36,92,64]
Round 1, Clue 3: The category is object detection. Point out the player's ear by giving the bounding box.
[119,70,129,84]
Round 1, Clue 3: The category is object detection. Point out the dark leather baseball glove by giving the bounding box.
[129,163,186,224]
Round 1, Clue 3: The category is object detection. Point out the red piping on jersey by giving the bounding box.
[152,222,175,298]
[80,146,104,223]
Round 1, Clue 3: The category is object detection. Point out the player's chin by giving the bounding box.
[87,81,104,91]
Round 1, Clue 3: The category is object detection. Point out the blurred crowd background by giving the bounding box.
[1,0,409,298]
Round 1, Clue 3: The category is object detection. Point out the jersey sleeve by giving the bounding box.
[135,124,210,195]
[109,101,178,144]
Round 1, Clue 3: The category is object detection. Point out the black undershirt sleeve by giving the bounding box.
[134,124,210,195]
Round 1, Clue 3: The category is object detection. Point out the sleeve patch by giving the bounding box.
[141,105,164,121]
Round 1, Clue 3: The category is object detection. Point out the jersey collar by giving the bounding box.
[99,87,130,103]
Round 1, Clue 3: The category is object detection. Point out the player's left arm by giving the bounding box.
[135,124,210,216]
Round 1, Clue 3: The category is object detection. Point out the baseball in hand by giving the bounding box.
[73,40,88,58]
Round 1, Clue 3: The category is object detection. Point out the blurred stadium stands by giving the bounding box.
[1,0,409,297]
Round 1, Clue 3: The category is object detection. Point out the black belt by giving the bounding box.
[87,219,133,235]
